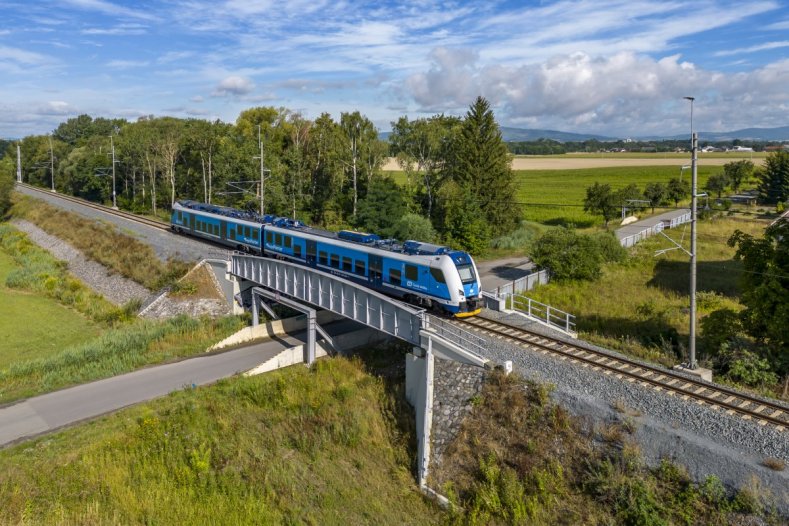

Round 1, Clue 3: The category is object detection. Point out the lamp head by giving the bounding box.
[684,96,695,101]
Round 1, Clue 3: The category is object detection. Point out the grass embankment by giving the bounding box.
[12,195,188,290]
[0,250,101,366]
[524,216,769,365]
[0,224,128,324]
[436,371,778,524]
[0,315,244,404]
[0,357,439,525]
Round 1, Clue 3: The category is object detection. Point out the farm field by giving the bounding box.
[382,153,765,171]
[0,250,101,368]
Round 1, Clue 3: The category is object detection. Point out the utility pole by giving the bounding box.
[258,125,265,216]
[110,134,118,209]
[684,96,698,371]
[16,144,22,183]
[48,135,55,192]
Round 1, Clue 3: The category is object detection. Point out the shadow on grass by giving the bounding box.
[647,259,741,297]
[579,314,681,358]
[541,217,597,228]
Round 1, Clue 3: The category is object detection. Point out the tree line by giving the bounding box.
[0,97,519,254]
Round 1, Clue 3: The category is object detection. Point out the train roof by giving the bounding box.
[174,199,472,261]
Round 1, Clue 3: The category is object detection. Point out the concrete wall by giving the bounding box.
[208,311,345,351]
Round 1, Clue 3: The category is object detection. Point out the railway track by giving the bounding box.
[456,316,789,433]
[17,183,170,231]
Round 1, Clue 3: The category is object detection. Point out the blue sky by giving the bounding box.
[1,0,788,138]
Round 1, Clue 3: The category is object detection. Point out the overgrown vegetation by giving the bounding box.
[11,195,189,289]
[0,223,131,323]
[435,371,779,525]
[530,228,626,281]
[0,357,440,524]
[0,315,244,403]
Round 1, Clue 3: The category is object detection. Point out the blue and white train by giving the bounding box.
[170,200,483,317]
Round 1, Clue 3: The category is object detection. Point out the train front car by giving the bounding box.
[435,249,483,317]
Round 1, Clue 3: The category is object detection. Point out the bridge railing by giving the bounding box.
[423,314,487,359]
[503,293,576,336]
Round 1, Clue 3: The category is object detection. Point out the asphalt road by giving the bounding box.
[0,320,362,448]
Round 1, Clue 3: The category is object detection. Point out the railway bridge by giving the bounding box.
[228,253,491,486]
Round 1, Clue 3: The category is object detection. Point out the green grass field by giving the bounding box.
[515,152,767,160]
[524,215,769,366]
[513,165,720,226]
[0,251,101,368]
[0,356,440,525]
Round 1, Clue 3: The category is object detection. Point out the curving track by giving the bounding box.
[457,316,789,433]
[17,183,170,232]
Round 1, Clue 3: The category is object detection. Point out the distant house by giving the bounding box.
[730,146,754,152]
[729,194,757,205]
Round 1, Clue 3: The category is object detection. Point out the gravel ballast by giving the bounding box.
[12,219,152,306]
[475,310,789,512]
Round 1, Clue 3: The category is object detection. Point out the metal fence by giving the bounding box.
[619,211,691,248]
[491,268,550,297]
[423,314,488,359]
[507,293,576,336]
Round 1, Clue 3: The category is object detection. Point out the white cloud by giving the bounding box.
[106,59,149,68]
[61,0,158,21]
[212,75,255,96]
[191,95,204,103]
[405,49,789,135]
[81,24,148,36]
[38,101,75,116]
[0,45,50,65]
[715,41,789,57]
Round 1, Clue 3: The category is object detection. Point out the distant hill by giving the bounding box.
[379,125,789,143]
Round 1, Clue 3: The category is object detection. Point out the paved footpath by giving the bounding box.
[0,331,313,448]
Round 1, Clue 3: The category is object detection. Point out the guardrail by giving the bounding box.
[490,268,550,296]
[424,314,487,359]
[506,293,576,336]
[619,211,691,248]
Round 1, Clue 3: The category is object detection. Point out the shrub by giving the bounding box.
[531,228,603,281]
[390,213,436,243]
[592,231,628,263]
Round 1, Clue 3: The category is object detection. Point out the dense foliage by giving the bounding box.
[531,228,626,281]
[758,150,789,203]
[2,99,522,255]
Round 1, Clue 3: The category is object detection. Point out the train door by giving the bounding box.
[369,254,382,288]
[189,212,196,232]
[306,240,317,267]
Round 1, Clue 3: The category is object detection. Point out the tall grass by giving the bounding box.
[0,224,129,323]
[0,357,440,524]
[0,315,244,403]
[12,195,189,290]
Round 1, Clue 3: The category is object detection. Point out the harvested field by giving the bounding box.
[382,154,763,171]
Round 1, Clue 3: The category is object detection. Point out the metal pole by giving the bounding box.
[110,135,118,209]
[48,135,55,192]
[16,144,21,183]
[689,131,698,369]
[258,125,265,216]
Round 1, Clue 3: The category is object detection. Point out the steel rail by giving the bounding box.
[457,316,788,432]
[17,183,170,231]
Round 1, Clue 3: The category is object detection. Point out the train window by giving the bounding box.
[319,251,328,265]
[266,231,273,244]
[389,268,401,284]
[355,260,365,275]
[331,254,340,268]
[229,228,235,241]
[294,244,302,257]
[342,257,352,271]
[405,264,418,281]
[284,236,292,249]
[245,226,251,238]
[430,267,446,284]
[457,264,476,283]
[275,233,282,246]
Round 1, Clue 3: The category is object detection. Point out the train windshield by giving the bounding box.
[457,264,476,283]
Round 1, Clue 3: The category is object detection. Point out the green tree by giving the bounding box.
[757,150,789,204]
[451,96,517,236]
[339,111,385,219]
[722,160,754,193]
[438,180,490,255]
[391,213,436,242]
[728,218,789,383]
[666,178,690,206]
[615,183,645,215]
[583,182,618,226]
[644,182,668,213]
[704,173,731,199]
[0,155,14,216]
[355,177,408,237]
[531,228,603,281]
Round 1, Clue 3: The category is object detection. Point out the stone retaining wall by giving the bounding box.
[430,357,487,468]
